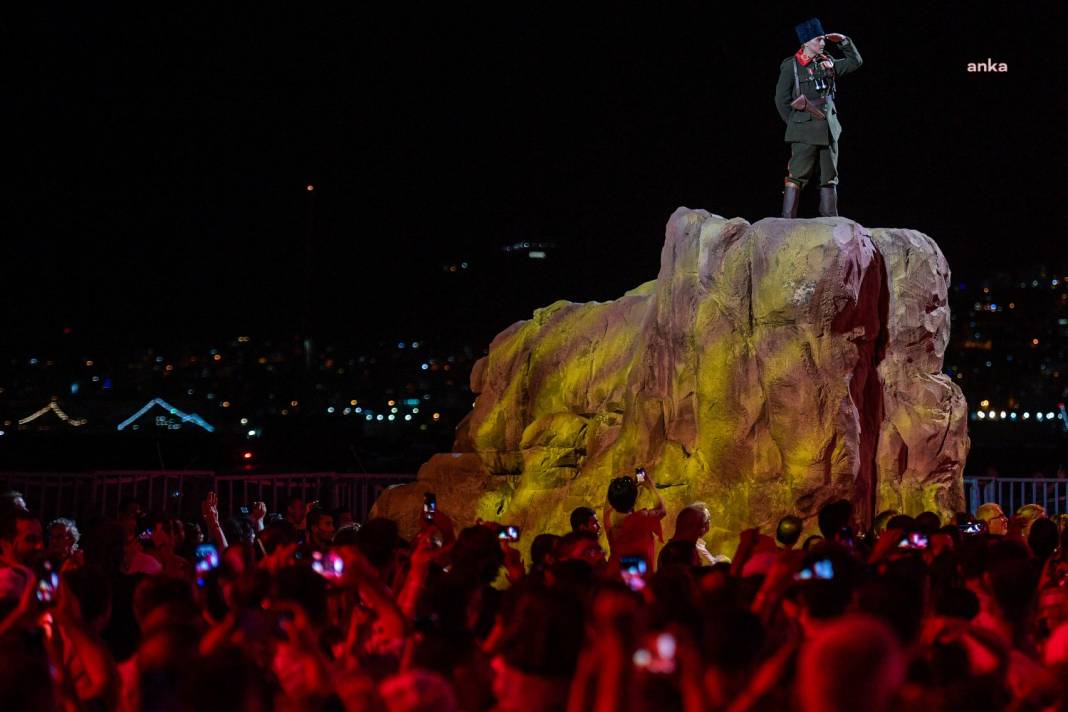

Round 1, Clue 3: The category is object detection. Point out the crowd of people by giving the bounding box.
[2,469,1068,712]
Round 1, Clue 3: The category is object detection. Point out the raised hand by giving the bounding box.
[823,33,846,43]
[202,491,221,526]
[250,501,267,521]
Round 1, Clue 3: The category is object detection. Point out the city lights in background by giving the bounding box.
[971,402,1068,430]
[18,400,88,428]
[117,398,215,433]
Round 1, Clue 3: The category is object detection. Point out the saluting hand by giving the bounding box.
[823,33,846,43]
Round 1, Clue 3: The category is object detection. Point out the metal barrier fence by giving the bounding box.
[213,473,416,522]
[10,472,1061,523]
[0,471,416,523]
[964,477,1068,516]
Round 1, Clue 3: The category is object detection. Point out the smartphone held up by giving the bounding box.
[621,555,648,592]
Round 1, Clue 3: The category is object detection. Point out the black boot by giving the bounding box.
[782,182,800,218]
[818,185,838,217]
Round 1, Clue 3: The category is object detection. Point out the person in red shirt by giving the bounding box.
[603,470,667,574]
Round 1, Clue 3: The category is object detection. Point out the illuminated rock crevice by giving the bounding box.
[373,209,969,555]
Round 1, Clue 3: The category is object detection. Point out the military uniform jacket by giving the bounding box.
[774,38,862,146]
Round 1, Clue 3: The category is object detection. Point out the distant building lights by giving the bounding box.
[116,398,214,432]
[19,401,88,428]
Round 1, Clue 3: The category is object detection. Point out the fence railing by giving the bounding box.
[0,470,416,523]
[963,477,1068,516]
[11,472,1062,524]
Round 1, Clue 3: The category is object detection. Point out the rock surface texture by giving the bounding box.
[372,209,969,556]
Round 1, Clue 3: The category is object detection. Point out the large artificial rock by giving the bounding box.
[372,209,969,556]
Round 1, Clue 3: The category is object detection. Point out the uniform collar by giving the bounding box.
[795,48,814,66]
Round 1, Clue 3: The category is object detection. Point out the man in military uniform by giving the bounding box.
[775,18,862,218]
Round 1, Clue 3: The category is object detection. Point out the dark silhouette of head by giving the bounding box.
[777,515,804,547]
[530,533,561,569]
[607,476,638,513]
[1028,518,1059,560]
[914,511,943,536]
[569,506,597,532]
[818,499,853,539]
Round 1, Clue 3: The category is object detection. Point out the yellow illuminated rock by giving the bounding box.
[372,209,969,557]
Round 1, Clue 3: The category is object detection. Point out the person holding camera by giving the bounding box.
[774,18,862,218]
[603,470,667,574]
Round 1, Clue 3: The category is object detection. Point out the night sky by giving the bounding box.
[6,3,1065,350]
